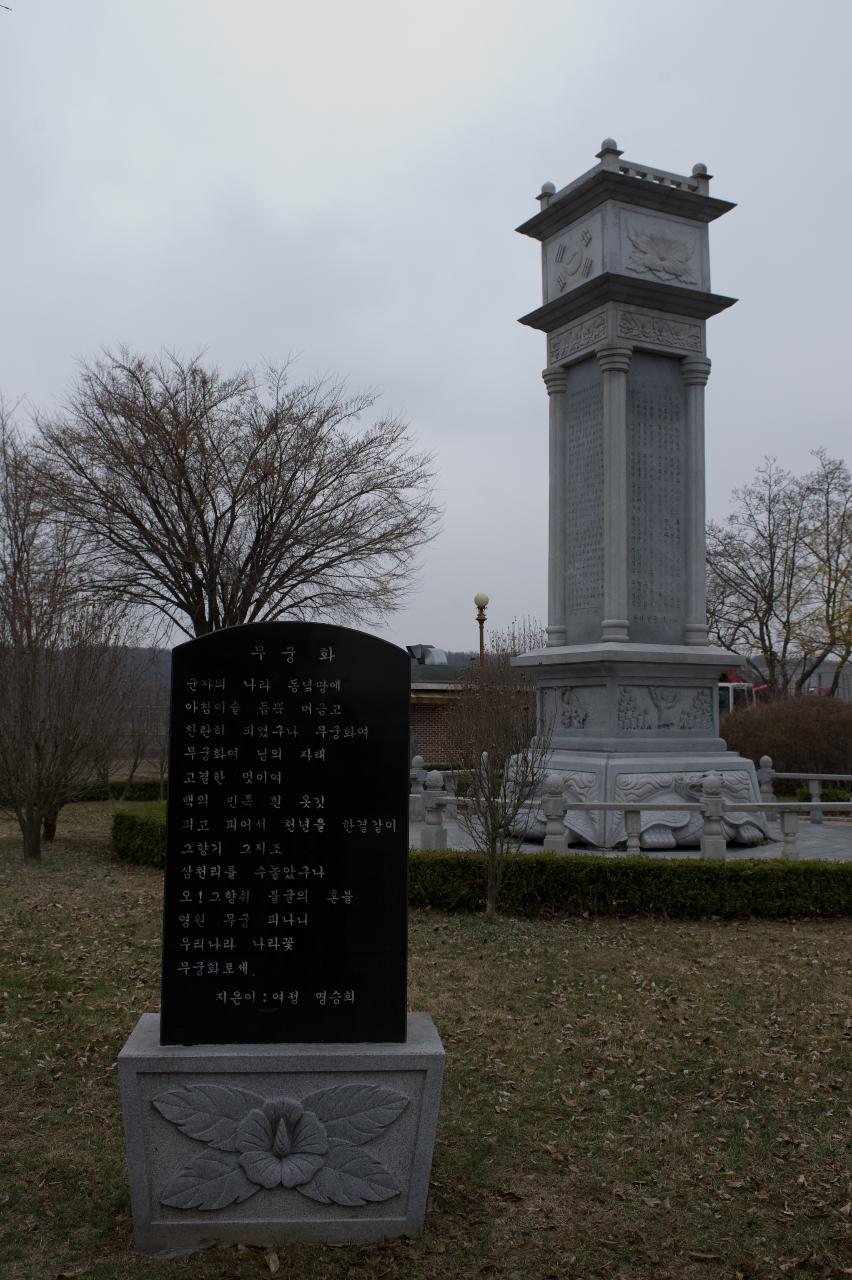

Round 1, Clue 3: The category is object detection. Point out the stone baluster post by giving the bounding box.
[681,356,712,645]
[542,773,567,854]
[757,756,774,801]
[700,772,726,861]
[542,367,568,647]
[420,770,448,851]
[757,755,775,823]
[808,778,823,826]
[624,808,642,855]
[596,344,633,642]
[409,754,427,823]
[780,809,799,858]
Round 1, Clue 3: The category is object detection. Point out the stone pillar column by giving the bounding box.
[681,355,712,645]
[542,366,568,646]
[596,343,633,643]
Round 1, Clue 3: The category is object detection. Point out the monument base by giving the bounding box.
[513,643,769,848]
[527,750,768,848]
[118,1012,445,1258]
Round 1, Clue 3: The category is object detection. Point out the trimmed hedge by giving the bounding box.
[409,850,852,918]
[112,803,167,867]
[111,806,852,917]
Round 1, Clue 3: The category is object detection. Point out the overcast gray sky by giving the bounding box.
[2,1,849,652]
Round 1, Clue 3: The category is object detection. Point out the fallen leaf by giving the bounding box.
[544,1142,564,1163]
[688,1252,722,1262]
[265,1250,280,1274]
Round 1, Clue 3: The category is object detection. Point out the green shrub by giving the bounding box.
[409,850,852,918]
[112,803,167,867]
[722,697,852,775]
[111,809,852,917]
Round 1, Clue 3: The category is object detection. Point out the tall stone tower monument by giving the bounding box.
[514,140,765,848]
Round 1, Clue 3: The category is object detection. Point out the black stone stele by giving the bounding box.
[160,623,410,1045]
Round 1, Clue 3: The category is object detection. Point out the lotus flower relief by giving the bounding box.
[626,226,697,285]
[152,1082,409,1211]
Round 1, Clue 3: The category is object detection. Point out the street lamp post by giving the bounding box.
[474,593,489,667]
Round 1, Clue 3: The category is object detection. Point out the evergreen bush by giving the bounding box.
[112,803,167,867]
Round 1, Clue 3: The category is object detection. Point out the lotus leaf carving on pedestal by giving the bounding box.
[152,1082,409,1211]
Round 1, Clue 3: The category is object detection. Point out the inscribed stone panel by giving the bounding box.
[626,353,687,644]
[563,358,604,643]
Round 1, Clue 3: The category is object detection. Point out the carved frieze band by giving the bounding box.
[617,686,714,732]
[548,312,607,365]
[615,769,754,805]
[543,685,607,733]
[617,310,702,352]
[546,685,714,734]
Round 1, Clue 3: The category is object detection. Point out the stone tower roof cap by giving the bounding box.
[518,141,733,242]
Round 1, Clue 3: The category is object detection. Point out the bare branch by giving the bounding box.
[37,349,440,636]
[443,624,552,919]
[0,404,139,858]
[707,454,852,696]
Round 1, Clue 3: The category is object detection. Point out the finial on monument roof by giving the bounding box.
[691,162,712,193]
[537,180,556,209]
[596,138,624,172]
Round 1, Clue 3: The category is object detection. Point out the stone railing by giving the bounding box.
[756,756,852,825]
[411,760,852,860]
[596,139,711,194]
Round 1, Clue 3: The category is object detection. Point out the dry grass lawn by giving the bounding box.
[0,803,850,1279]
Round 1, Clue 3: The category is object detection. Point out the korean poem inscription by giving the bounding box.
[160,622,410,1046]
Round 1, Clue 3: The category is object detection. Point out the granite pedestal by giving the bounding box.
[516,642,767,848]
[118,1012,445,1258]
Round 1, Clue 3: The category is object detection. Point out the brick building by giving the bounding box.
[408,650,472,765]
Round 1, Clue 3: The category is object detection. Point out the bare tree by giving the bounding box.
[38,350,439,637]
[797,450,852,694]
[88,650,170,801]
[444,621,552,921]
[707,453,852,696]
[0,409,133,859]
